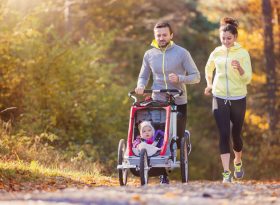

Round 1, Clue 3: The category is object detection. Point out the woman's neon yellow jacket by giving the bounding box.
[205,42,252,97]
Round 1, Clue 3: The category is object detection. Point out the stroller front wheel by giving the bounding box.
[118,139,128,186]
[139,148,149,186]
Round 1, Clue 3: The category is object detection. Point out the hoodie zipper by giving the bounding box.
[225,48,231,105]
[162,48,168,89]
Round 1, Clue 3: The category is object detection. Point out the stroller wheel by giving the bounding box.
[184,130,191,155]
[118,139,128,186]
[180,136,189,183]
[139,148,149,186]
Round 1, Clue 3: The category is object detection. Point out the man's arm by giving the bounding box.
[137,52,151,89]
[178,50,200,84]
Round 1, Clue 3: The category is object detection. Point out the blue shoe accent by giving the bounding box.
[234,161,244,179]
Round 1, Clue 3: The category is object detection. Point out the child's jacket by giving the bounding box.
[133,130,164,148]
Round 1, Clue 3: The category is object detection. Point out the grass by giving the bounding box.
[0,159,120,192]
[0,129,126,192]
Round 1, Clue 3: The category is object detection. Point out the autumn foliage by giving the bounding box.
[0,0,279,190]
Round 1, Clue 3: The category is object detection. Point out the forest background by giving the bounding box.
[0,0,279,181]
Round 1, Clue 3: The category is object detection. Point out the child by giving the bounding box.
[133,121,164,151]
[133,121,168,184]
[133,121,169,184]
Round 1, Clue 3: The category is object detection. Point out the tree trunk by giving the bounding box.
[262,0,277,133]
[64,0,72,33]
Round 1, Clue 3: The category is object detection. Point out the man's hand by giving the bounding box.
[168,73,179,83]
[135,87,145,95]
[204,85,212,96]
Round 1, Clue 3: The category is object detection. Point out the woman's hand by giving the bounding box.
[231,60,244,76]
[204,85,212,96]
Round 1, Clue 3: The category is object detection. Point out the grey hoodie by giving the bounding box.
[137,41,200,105]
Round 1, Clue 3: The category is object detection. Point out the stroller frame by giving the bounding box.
[117,89,191,186]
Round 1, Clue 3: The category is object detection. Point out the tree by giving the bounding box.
[262,0,277,133]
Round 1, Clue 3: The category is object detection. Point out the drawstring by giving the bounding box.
[224,99,231,106]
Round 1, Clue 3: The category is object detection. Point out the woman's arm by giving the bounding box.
[204,51,215,95]
[177,50,201,84]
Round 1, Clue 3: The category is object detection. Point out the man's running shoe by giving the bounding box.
[159,175,169,184]
[222,171,233,183]
[234,161,244,179]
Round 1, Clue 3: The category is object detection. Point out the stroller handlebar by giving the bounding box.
[128,89,183,103]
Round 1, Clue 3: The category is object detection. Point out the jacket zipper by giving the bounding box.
[225,49,231,105]
[162,48,168,89]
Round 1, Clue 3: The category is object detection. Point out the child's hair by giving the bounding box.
[138,121,155,137]
[219,17,239,36]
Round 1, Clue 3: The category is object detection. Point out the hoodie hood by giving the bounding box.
[151,39,174,50]
[139,121,155,138]
[216,42,242,52]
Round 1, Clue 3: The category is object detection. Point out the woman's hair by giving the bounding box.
[219,17,239,36]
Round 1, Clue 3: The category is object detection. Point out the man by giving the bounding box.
[135,22,200,184]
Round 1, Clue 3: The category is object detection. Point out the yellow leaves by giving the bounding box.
[30,160,40,172]
[252,73,266,85]
[25,28,41,38]
[13,28,42,40]
[71,151,86,162]
[2,55,11,60]
[164,191,179,198]
[40,132,59,142]
[247,0,262,14]
[238,29,263,56]
[130,190,182,203]
[245,109,269,131]
[0,181,4,189]
[131,194,141,201]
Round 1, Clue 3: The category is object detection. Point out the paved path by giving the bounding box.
[0,181,279,205]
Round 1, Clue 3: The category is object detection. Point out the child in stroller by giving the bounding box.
[132,121,164,156]
[117,89,191,186]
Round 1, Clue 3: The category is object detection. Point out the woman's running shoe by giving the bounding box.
[234,162,244,179]
[222,171,233,183]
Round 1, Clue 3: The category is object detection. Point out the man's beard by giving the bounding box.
[159,40,170,48]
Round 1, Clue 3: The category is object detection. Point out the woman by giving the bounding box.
[204,17,252,183]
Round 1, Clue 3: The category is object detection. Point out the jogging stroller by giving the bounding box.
[117,89,191,186]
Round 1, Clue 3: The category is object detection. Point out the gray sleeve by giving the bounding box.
[178,50,200,84]
[137,52,151,88]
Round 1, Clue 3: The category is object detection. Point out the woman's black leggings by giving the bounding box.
[213,97,246,154]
